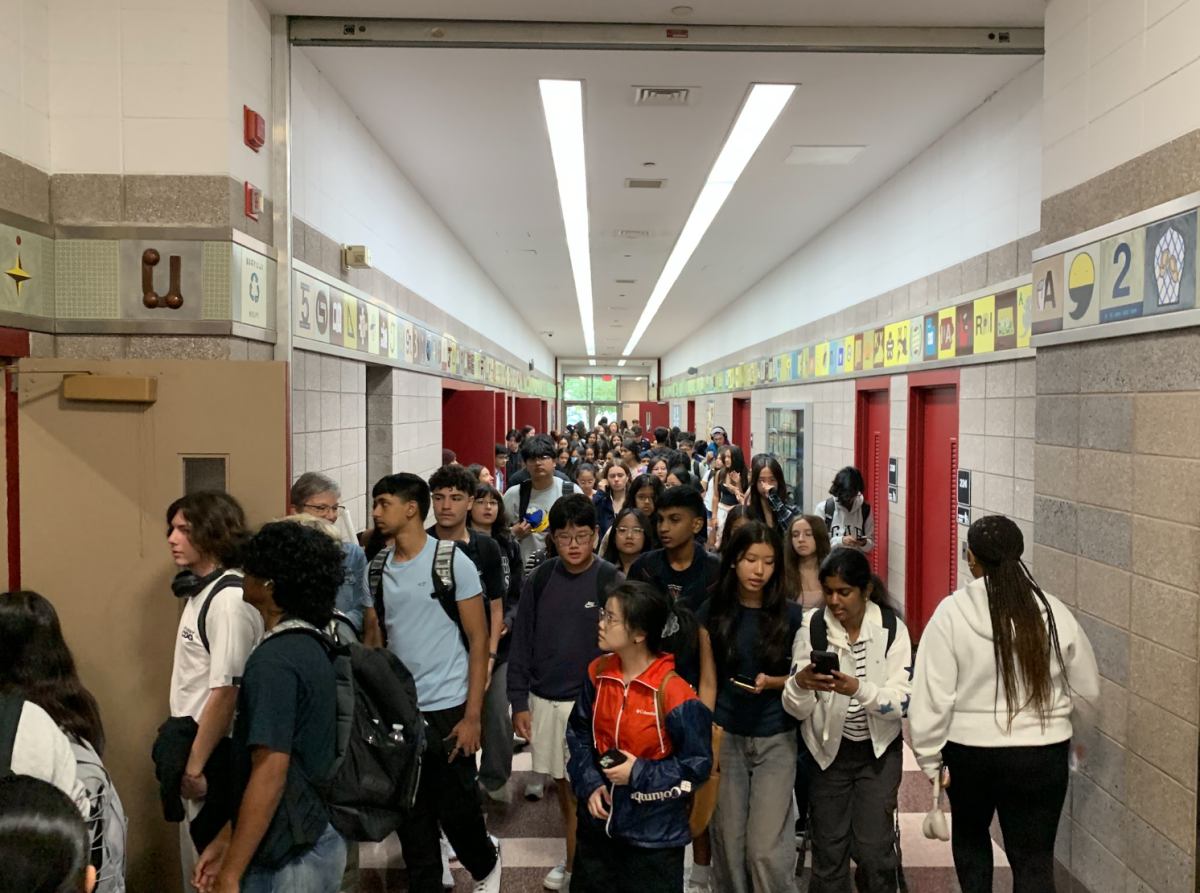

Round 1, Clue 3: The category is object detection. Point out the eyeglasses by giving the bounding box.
[553,532,594,546]
[477,499,499,508]
[304,503,344,517]
[615,527,645,537]
[598,608,624,627]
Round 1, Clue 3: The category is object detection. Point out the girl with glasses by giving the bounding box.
[602,507,654,576]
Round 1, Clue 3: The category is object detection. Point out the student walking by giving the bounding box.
[602,506,654,576]
[908,515,1099,893]
[785,515,831,610]
[508,496,620,892]
[504,434,577,565]
[363,474,502,893]
[192,522,347,893]
[566,582,714,893]
[818,467,875,553]
[593,461,630,544]
[782,549,911,893]
[698,522,804,893]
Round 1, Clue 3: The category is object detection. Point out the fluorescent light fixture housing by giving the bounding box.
[623,83,794,356]
[589,359,596,365]
[539,79,595,356]
[618,359,626,366]
[785,145,865,165]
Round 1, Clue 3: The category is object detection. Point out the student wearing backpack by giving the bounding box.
[508,495,620,892]
[782,549,911,893]
[505,434,577,565]
[0,592,125,893]
[566,582,714,893]
[0,776,96,893]
[818,467,875,553]
[362,474,502,893]
[192,522,345,893]
[163,492,262,886]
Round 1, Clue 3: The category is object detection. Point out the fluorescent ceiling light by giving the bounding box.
[618,359,626,366]
[622,83,794,356]
[784,145,865,165]
[589,359,596,365]
[539,79,595,357]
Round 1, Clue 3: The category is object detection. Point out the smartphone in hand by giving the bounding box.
[598,748,628,770]
[731,673,758,692]
[811,650,839,677]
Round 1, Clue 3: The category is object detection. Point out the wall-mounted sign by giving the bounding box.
[888,485,898,503]
[888,457,898,487]
[957,504,971,526]
[957,469,972,507]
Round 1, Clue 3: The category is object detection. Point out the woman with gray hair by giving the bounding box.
[289,472,371,632]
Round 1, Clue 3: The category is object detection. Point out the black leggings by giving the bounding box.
[942,740,1070,893]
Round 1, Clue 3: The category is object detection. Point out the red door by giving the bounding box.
[854,381,890,580]
[905,372,960,639]
[539,400,548,434]
[493,392,506,444]
[515,397,540,432]
[638,401,669,433]
[442,388,496,469]
[687,400,696,433]
[732,397,751,451]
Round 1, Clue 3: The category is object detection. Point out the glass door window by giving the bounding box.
[766,407,808,507]
[566,405,591,428]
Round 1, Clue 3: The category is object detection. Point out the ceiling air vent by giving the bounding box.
[615,279,637,284]
[625,178,666,189]
[634,86,692,106]
[615,229,650,238]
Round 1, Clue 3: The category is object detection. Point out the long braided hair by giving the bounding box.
[967,515,1068,730]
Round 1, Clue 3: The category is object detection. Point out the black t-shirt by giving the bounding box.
[627,544,719,614]
[232,627,337,868]
[696,600,804,738]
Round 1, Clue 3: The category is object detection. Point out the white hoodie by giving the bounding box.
[782,602,912,770]
[908,577,1100,778]
[816,493,875,553]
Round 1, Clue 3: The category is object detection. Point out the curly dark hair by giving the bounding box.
[239,522,344,627]
[165,491,247,568]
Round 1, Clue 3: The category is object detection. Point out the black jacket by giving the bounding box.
[151,716,236,852]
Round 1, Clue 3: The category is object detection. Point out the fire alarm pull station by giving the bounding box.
[244,182,263,221]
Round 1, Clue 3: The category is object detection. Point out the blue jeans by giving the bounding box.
[241,823,347,893]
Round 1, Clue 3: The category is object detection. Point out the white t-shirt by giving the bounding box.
[169,571,264,721]
[504,480,567,564]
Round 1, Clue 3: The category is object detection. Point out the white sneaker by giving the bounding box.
[525,780,545,801]
[440,833,455,889]
[484,782,512,804]
[686,863,712,893]
[473,836,502,893]
[544,858,568,890]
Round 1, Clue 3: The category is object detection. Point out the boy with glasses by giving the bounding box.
[503,434,576,564]
[508,496,618,892]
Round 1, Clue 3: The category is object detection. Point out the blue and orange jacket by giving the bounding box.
[566,652,713,849]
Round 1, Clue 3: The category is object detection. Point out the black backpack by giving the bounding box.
[808,603,898,654]
[822,497,871,531]
[368,539,464,652]
[517,478,575,519]
[196,573,244,654]
[273,624,426,842]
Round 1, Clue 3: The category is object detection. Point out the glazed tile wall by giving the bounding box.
[364,365,444,489]
[291,349,368,532]
[0,0,49,171]
[1034,334,1200,893]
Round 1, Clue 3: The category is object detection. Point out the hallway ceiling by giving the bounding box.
[273,1,1046,28]
[302,45,1037,359]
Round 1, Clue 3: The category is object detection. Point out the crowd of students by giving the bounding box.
[0,419,1100,893]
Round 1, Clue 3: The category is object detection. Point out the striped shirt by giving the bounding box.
[842,640,871,741]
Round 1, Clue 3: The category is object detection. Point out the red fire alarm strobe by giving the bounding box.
[245,182,263,221]
[244,106,266,152]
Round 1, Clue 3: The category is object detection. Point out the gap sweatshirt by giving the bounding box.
[817,493,875,553]
[908,577,1100,778]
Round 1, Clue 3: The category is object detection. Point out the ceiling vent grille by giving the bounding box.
[625,178,666,189]
[615,278,637,284]
[634,86,692,106]
[614,230,649,238]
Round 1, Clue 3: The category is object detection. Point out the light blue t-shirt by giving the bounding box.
[381,535,483,711]
[337,541,372,631]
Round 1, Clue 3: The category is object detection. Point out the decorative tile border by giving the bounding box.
[292,261,555,399]
[664,280,1033,398]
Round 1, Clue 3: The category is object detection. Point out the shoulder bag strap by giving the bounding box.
[0,694,23,776]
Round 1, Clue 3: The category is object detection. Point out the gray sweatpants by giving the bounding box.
[478,659,512,793]
[806,737,903,893]
[711,730,797,893]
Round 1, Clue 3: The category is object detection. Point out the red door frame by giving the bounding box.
[731,393,751,451]
[905,368,960,640]
[687,400,696,433]
[854,376,890,581]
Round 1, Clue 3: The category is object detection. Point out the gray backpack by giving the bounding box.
[71,738,128,893]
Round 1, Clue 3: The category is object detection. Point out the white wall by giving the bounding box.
[0,0,49,169]
[664,62,1043,378]
[290,48,553,372]
[1042,0,1200,198]
[41,0,271,183]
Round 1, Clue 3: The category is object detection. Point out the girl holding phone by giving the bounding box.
[782,548,911,893]
[697,522,804,893]
[566,582,713,893]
